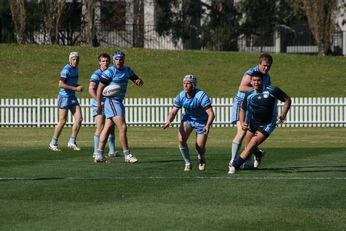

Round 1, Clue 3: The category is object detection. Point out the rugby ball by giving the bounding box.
[103,84,121,97]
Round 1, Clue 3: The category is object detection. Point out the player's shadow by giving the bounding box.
[0,176,65,181]
[257,165,346,173]
[145,159,182,163]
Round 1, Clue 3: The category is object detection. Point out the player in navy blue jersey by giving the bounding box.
[49,52,84,152]
[93,51,143,163]
[228,72,291,174]
[88,53,117,160]
[162,75,215,171]
[230,53,273,169]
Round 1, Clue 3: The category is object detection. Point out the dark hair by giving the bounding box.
[259,53,273,65]
[98,53,110,61]
[250,71,264,78]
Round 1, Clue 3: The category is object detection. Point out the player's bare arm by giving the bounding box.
[95,82,105,114]
[88,81,97,99]
[238,74,253,93]
[277,96,292,123]
[162,107,179,129]
[239,108,249,130]
[130,73,143,86]
[59,80,84,92]
[203,107,215,134]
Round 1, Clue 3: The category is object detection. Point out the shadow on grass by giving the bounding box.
[254,165,346,173]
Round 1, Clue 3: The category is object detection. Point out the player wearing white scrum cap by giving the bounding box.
[163,74,215,172]
[49,51,84,152]
[69,52,79,63]
[183,74,197,88]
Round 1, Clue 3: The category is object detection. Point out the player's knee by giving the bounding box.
[178,139,187,147]
[58,117,67,126]
[195,145,205,154]
[77,116,83,124]
[119,123,127,132]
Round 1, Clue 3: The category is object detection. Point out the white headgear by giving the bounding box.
[69,52,79,62]
[183,74,197,88]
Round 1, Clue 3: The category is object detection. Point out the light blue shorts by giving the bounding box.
[231,96,243,124]
[104,98,125,119]
[57,95,79,109]
[92,105,105,117]
[182,117,206,135]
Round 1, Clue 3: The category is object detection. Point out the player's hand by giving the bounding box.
[203,125,210,135]
[76,85,84,92]
[276,115,285,125]
[162,122,170,129]
[135,79,143,86]
[96,104,102,114]
[241,122,249,131]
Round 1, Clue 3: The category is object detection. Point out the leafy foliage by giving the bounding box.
[201,1,239,51]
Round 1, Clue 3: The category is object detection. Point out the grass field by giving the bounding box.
[0,44,345,230]
[0,127,345,230]
[1,44,346,98]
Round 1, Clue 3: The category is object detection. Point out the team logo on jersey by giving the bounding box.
[263,91,270,98]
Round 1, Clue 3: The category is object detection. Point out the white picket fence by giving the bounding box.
[0,97,345,127]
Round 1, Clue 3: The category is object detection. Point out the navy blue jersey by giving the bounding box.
[242,86,288,124]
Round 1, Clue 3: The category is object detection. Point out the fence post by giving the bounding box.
[37,98,41,127]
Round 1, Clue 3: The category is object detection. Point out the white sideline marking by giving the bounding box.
[0,176,345,181]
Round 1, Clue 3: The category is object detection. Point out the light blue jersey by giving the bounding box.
[100,66,135,101]
[231,65,271,124]
[174,89,212,124]
[59,64,79,97]
[89,69,106,109]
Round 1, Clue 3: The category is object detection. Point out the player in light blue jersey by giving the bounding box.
[49,52,84,151]
[163,75,215,172]
[88,53,117,161]
[229,72,291,174]
[229,53,273,170]
[94,51,144,163]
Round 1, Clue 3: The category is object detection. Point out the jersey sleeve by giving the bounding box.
[271,86,288,102]
[100,69,112,85]
[60,68,69,82]
[89,71,99,83]
[173,93,182,108]
[200,93,212,109]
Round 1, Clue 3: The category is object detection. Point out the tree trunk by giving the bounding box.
[9,0,26,44]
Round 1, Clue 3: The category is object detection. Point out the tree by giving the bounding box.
[81,0,98,46]
[238,0,301,49]
[155,0,202,49]
[133,0,144,48]
[201,1,239,51]
[41,0,65,44]
[9,0,26,44]
[0,1,15,42]
[292,0,338,56]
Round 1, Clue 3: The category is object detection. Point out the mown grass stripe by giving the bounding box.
[1,176,345,181]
